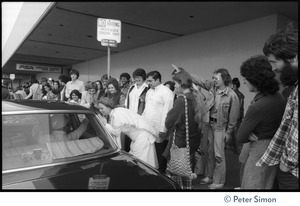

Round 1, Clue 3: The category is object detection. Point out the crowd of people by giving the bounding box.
[2,23,298,190]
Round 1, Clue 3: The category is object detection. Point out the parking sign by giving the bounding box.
[97,18,121,43]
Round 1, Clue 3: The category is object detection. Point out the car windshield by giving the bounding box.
[2,113,117,171]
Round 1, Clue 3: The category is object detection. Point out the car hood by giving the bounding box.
[2,151,180,190]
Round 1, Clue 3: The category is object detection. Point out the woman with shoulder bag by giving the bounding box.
[163,68,205,189]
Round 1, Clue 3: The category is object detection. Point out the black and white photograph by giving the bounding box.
[1,1,299,205]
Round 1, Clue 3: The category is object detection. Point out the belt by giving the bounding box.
[210,117,217,122]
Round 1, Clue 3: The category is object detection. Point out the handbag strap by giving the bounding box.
[172,94,190,154]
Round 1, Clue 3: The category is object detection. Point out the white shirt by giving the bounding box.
[142,84,174,134]
[65,79,85,99]
[125,82,148,114]
[105,107,158,168]
[15,90,27,99]
[108,107,157,138]
[25,83,40,99]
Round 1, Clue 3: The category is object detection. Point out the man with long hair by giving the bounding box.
[256,23,298,189]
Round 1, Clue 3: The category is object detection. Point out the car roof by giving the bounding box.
[2,100,93,114]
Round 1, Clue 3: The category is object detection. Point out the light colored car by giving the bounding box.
[2,100,180,190]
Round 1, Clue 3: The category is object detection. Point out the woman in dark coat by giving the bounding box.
[163,69,205,189]
[103,78,126,107]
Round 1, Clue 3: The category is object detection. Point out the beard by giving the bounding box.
[279,63,298,86]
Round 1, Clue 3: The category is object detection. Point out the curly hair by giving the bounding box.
[279,64,298,86]
[58,74,71,84]
[232,78,241,89]
[120,72,131,80]
[263,22,298,61]
[69,89,82,99]
[240,55,279,95]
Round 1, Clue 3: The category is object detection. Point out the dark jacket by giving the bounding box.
[163,92,201,159]
[237,92,286,143]
[104,90,124,107]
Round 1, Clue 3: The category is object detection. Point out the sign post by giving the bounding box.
[107,46,110,78]
[9,74,15,90]
[97,18,121,77]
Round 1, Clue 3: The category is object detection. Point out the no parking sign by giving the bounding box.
[97,18,121,77]
[97,18,121,45]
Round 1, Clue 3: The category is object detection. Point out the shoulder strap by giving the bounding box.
[182,95,190,150]
[172,94,190,149]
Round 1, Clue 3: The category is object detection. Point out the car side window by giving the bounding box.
[3,114,44,147]
[2,113,113,171]
[2,114,53,170]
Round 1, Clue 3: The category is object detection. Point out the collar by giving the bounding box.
[135,82,148,88]
[215,86,230,95]
[153,83,163,91]
[252,92,264,103]
[71,79,79,84]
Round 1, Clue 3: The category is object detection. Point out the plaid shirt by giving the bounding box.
[256,83,298,178]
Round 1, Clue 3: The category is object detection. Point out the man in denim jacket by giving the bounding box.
[190,68,240,189]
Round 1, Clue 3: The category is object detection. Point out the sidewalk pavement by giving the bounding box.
[192,149,241,190]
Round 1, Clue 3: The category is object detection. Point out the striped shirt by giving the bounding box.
[256,83,298,178]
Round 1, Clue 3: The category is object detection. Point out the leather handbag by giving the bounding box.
[166,95,196,179]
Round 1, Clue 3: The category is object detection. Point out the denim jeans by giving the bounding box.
[205,122,215,179]
[206,121,226,184]
[241,139,278,189]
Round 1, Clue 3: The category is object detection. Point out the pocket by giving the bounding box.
[222,103,230,117]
